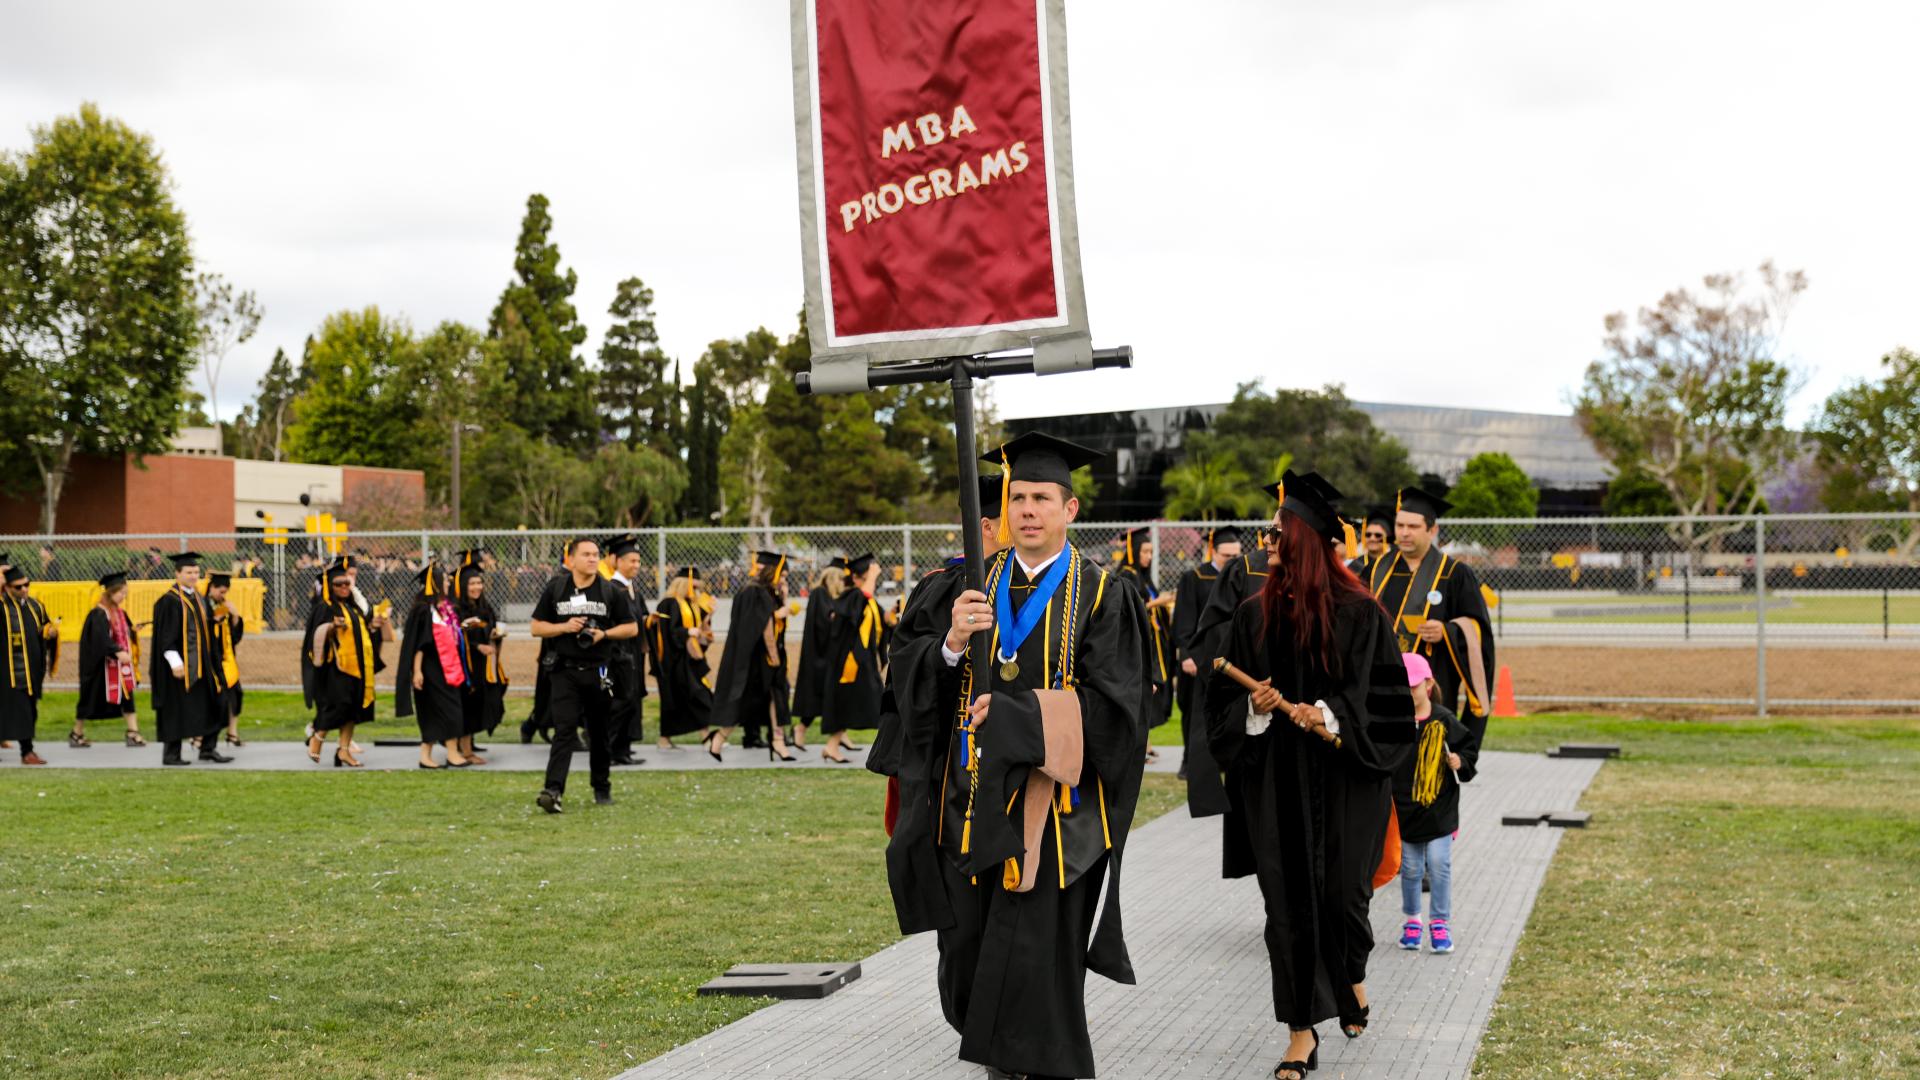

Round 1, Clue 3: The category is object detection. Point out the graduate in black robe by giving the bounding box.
[600,534,651,766]
[1365,487,1497,726]
[305,563,387,767]
[867,474,1006,945]
[704,552,796,761]
[1204,472,1416,1078]
[824,552,886,762]
[148,553,230,766]
[1111,527,1175,737]
[788,556,847,751]
[206,572,246,748]
[1182,525,1273,819]
[395,564,473,769]
[1,566,59,765]
[890,433,1149,1080]
[650,567,714,746]
[454,557,508,759]
[1170,524,1244,781]
[1346,505,1395,581]
[75,572,146,747]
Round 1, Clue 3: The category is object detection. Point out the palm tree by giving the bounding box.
[1161,455,1263,521]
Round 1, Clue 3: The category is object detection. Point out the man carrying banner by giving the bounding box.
[1365,487,1496,727]
[890,433,1148,1080]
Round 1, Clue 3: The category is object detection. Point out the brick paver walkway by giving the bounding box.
[611,749,1602,1079]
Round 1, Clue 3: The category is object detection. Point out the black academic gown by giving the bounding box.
[1366,547,1496,729]
[0,592,57,741]
[1182,553,1270,819]
[148,585,221,743]
[889,544,1148,1079]
[868,556,967,932]
[457,599,508,737]
[394,601,466,744]
[1390,702,1481,843]
[1170,561,1224,751]
[76,606,137,720]
[826,588,885,734]
[211,605,244,717]
[650,597,713,736]
[1113,561,1174,729]
[1204,591,1414,1029]
[306,597,381,733]
[710,585,787,733]
[790,585,839,724]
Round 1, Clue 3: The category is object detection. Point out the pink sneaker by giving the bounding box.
[1398,918,1422,950]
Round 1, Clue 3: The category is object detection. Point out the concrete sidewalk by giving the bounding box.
[611,749,1601,1080]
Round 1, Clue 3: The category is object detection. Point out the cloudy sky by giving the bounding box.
[3,1,1915,424]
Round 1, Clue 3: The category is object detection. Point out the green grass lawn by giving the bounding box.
[0,766,1186,1079]
[1474,713,1920,1078]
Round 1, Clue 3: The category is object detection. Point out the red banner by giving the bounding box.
[794,0,1086,359]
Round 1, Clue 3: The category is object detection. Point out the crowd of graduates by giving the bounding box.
[1,430,1500,1080]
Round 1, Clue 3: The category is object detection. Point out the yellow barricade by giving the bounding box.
[29,579,266,643]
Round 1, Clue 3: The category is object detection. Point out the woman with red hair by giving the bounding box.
[1204,471,1415,1080]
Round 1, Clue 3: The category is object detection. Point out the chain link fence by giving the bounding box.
[7,513,1917,711]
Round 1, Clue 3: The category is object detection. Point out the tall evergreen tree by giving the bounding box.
[679,358,726,522]
[597,276,674,452]
[488,194,594,448]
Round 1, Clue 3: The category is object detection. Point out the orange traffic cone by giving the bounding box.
[1492,665,1521,718]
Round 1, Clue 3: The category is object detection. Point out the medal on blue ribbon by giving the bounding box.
[992,550,1073,683]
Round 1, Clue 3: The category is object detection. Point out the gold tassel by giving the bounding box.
[425,569,434,597]
[995,449,1012,545]
[1342,518,1358,555]
[1412,718,1447,806]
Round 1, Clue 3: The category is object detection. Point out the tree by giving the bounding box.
[193,271,261,432]
[1813,346,1920,556]
[283,307,422,467]
[708,329,783,529]
[488,194,594,449]
[410,321,509,520]
[678,358,726,523]
[1448,452,1538,518]
[762,314,922,524]
[231,345,306,460]
[1161,454,1263,521]
[1576,261,1806,550]
[586,441,688,528]
[0,104,199,532]
[1188,382,1416,511]
[597,277,675,453]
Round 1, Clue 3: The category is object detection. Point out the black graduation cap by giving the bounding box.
[975,474,1004,517]
[1396,486,1454,521]
[326,555,355,572]
[846,552,877,577]
[98,571,129,590]
[1207,524,1244,547]
[751,551,788,581]
[981,431,1103,487]
[167,551,204,568]
[0,552,10,567]
[1119,527,1151,565]
[670,565,701,581]
[602,534,641,559]
[324,564,353,583]
[206,572,232,589]
[1280,470,1349,543]
[827,555,849,571]
[454,548,489,568]
[3,566,26,585]
[1363,505,1396,529]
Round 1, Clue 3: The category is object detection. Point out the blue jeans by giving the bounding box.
[1400,834,1453,922]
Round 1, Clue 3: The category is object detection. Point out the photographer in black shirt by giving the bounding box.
[529,538,638,813]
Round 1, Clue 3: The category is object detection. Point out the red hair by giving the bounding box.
[1260,508,1376,676]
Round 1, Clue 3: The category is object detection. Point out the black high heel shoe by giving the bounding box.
[705,731,725,762]
[1273,1028,1318,1079]
[1340,1003,1369,1039]
[768,740,795,763]
[334,750,362,769]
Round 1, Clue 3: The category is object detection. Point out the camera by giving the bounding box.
[576,627,600,650]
